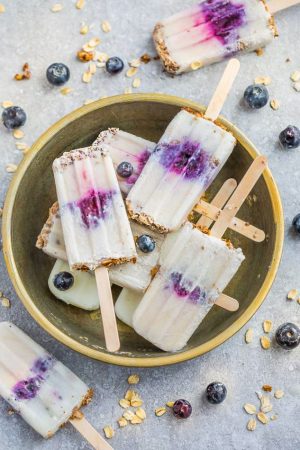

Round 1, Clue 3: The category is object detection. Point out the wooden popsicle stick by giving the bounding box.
[196,178,237,228]
[70,416,113,450]
[215,293,239,312]
[211,156,267,239]
[194,200,265,242]
[268,0,300,14]
[95,267,120,352]
[205,59,240,121]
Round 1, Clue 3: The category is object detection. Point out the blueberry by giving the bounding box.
[105,57,124,74]
[136,234,155,253]
[2,106,26,129]
[279,126,300,149]
[206,382,227,404]
[172,399,192,419]
[275,322,300,350]
[292,214,300,234]
[117,161,133,178]
[46,63,70,86]
[243,84,269,109]
[53,271,74,291]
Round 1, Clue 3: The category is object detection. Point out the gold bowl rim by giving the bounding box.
[2,93,284,367]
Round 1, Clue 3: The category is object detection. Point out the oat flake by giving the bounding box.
[260,336,271,349]
[103,425,114,439]
[287,289,298,300]
[270,99,280,110]
[257,412,269,424]
[263,320,273,333]
[60,87,73,95]
[244,403,256,414]
[123,410,135,421]
[83,71,92,83]
[126,67,138,78]
[101,20,111,33]
[245,328,254,343]
[130,58,141,68]
[80,24,89,34]
[247,418,257,431]
[6,164,17,173]
[191,61,203,70]
[135,408,146,420]
[254,76,271,86]
[118,417,128,427]
[155,407,166,417]
[1,298,11,308]
[274,390,284,399]
[128,374,139,385]
[2,101,13,108]
[290,71,300,82]
[132,78,141,88]
[51,3,63,12]
[131,415,143,424]
[76,0,85,9]
[166,401,175,408]
[0,4,5,13]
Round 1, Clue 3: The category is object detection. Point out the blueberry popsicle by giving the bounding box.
[126,59,239,232]
[0,322,112,449]
[132,223,245,351]
[153,0,276,74]
[94,129,155,195]
[53,147,137,351]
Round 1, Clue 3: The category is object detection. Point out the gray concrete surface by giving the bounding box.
[0,1,300,449]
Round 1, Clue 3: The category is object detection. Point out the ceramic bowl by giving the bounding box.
[2,94,284,367]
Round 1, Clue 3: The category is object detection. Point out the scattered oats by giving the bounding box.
[245,328,254,343]
[270,99,280,110]
[155,407,166,417]
[118,417,128,428]
[260,336,271,349]
[260,395,273,413]
[88,37,101,48]
[130,393,143,407]
[51,3,63,12]
[293,81,300,92]
[254,76,271,85]
[122,410,135,421]
[119,399,130,409]
[82,71,92,83]
[135,408,146,420]
[82,43,94,52]
[126,67,138,78]
[191,61,203,70]
[0,3,5,13]
[131,415,143,424]
[13,129,24,139]
[89,61,97,74]
[96,62,105,68]
[97,52,109,62]
[262,385,272,392]
[247,418,257,431]
[60,87,73,95]
[132,78,141,88]
[271,414,278,421]
[1,298,11,308]
[124,87,132,94]
[76,0,85,9]
[290,70,300,82]
[128,374,139,385]
[166,401,175,408]
[255,48,264,56]
[77,50,94,62]
[103,425,114,439]
[89,310,101,320]
[80,24,89,34]
[257,412,269,424]
[101,20,111,33]
[2,101,13,108]
[6,163,17,173]
[84,98,94,105]
[274,389,284,399]
[130,58,141,68]
[287,289,298,300]
[124,390,134,401]
[263,320,273,333]
[244,403,257,415]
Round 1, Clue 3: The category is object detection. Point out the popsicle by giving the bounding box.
[132,156,266,351]
[0,322,112,449]
[126,58,240,233]
[48,259,99,310]
[153,0,300,75]
[94,128,155,194]
[53,146,137,352]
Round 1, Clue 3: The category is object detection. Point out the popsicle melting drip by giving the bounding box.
[169,271,207,305]
[156,137,217,180]
[68,188,115,229]
[201,0,246,46]
[13,356,55,400]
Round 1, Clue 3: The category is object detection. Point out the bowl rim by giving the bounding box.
[2,93,284,367]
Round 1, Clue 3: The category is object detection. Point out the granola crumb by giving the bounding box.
[140,53,151,64]
[255,48,264,56]
[77,50,94,62]
[128,374,140,385]
[14,63,31,81]
[262,385,272,392]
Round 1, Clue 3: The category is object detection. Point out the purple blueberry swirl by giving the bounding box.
[168,272,207,305]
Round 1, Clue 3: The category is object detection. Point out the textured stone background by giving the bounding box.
[0,1,300,449]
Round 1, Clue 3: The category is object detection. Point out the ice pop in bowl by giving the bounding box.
[3,93,284,366]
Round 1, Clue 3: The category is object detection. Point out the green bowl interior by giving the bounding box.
[10,99,276,360]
